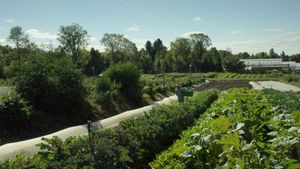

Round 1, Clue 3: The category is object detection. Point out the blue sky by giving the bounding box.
[0,0,300,54]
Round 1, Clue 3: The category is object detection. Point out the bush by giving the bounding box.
[95,77,112,104]
[0,90,218,168]
[15,55,86,114]
[0,91,32,143]
[103,62,142,104]
[143,83,155,96]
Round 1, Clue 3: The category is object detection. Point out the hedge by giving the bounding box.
[1,90,218,169]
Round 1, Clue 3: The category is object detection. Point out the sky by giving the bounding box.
[0,0,300,55]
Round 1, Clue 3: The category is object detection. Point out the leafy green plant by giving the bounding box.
[15,54,86,115]
[95,76,112,104]
[103,62,142,104]
[150,88,300,169]
[0,91,32,144]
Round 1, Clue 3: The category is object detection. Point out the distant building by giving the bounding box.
[240,58,300,72]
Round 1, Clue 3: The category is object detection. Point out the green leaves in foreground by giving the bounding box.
[150,88,300,169]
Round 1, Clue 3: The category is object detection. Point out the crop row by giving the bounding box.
[150,88,300,169]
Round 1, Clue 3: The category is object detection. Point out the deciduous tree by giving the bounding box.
[57,23,89,64]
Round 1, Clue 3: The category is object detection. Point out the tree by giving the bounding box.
[85,48,105,76]
[280,51,289,61]
[169,38,191,72]
[269,48,279,58]
[7,26,29,64]
[101,33,138,64]
[237,52,250,59]
[189,33,211,72]
[190,33,211,48]
[222,55,245,73]
[204,47,223,72]
[153,39,165,58]
[254,52,268,59]
[15,54,86,114]
[145,41,155,61]
[57,23,89,64]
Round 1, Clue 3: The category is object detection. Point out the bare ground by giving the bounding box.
[195,80,252,92]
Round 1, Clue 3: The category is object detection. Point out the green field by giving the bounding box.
[142,72,300,88]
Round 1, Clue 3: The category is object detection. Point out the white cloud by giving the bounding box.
[228,30,244,35]
[4,18,16,23]
[89,36,98,41]
[87,44,106,52]
[266,28,284,32]
[131,38,151,49]
[182,31,205,37]
[127,25,140,32]
[0,38,6,44]
[213,31,300,55]
[192,16,201,22]
[26,29,57,40]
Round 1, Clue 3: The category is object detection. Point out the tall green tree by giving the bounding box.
[169,38,191,72]
[153,38,164,58]
[145,41,155,61]
[57,23,89,64]
[280,51,289,61]
[189,33,211,72]
[7,26,29,64]
[222,55,245,72]
[85,48,105,76]
[190,33,211,48]
[101,33,138,64]
[269,48,279,58]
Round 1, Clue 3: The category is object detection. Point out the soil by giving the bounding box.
[195,80,252,92]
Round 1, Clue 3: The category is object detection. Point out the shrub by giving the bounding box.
[103,62,142,104]
[0,90,218,168]
[143,83,155,96]
[0,91,32,142]
[95,77,112,104]
[15,55,86,114]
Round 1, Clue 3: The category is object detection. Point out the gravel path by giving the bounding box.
[250,81,300,92]
[0,95,177,161]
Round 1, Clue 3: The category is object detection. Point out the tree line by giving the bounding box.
[1,23,300,78]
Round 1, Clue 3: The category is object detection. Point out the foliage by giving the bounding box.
[95,76,112,104]
[85,48,106,76]
[103,62,142,103]
[15,54,86,114]
[0,90,218,168]
[0,91,32,144]
[262,89,300,112]
[283,73,300,83]
[57,23,89,64]
[7,26,29,64]
[150,88,300,169]
[222,55,245,72]
[101,33,138,64]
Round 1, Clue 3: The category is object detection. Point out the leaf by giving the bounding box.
[180,150,192,158]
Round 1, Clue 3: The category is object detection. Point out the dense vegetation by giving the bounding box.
[150,88,300,169]
[0,90,218,168]
[15,54,86,114]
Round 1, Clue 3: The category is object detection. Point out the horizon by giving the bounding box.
[0,0,300,55]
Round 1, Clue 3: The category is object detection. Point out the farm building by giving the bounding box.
[240,58,300,72]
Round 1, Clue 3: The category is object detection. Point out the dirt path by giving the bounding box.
[195,80,252,91]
